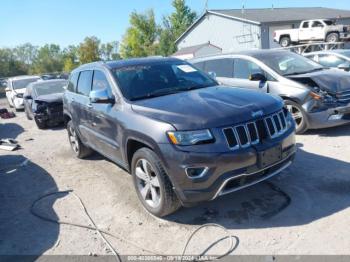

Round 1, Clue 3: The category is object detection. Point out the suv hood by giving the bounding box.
[35,93,63,103]
[131,86,283,130]
[287,69,350,94]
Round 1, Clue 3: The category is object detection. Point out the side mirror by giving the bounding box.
[5,87,10,92]
[249,73,267,82]
[90,89,115,104]
[337,63,350,71]
[208,71,217,79]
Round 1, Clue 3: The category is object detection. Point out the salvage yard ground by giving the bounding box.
[0,97,350,257]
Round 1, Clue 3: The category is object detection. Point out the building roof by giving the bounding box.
[175,7,350,44]
[210,7,350,24]
[173,43,222,56]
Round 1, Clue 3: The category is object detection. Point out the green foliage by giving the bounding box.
[159,0,197,56]
[120,10,160,58]
[31,44,63,74]
[101,41,120,61]
[78,36,101,64]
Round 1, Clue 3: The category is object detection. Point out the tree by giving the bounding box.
[13,43,38,66]
[120,9,160,58]
[78,36,101,64]
[100,41,120,61]
[0,48,27,77]
[62,45,79,72]
[31,44,63,74]
[159,0,197,56]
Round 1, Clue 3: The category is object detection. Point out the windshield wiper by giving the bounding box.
[130,83,216,101]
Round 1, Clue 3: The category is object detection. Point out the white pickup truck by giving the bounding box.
[274,19,350,47]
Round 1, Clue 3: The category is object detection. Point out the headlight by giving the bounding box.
[167,130,214,146]
[15,93,23,98]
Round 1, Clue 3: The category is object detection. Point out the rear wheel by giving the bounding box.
[326,32,339,43]
[279,36,291,47]
[67,120,93,159]
[285,100,308,134]
[132,148,181,217]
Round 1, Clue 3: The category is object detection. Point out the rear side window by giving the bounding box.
[77,71,93,96]
[67,72,79,92]
[302,22,309,28]
[234,59,264,79]
[92,71,111,91]
[205,59,234,78]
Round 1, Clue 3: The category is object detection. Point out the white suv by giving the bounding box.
[5,76,40,110]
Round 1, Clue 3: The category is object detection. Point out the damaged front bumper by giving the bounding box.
[306,102,350,129]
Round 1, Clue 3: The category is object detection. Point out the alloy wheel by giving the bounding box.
[135,159,161,208]
[286,104,303,128]
[68,126,79,153]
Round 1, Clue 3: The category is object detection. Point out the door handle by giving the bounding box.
[87,103,93,109]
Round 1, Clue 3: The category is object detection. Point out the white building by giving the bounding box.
[175,7,350,55]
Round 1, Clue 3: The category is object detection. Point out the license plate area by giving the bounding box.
[259,145,282,169]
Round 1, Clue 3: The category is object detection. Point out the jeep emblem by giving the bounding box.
[252,110,264,118]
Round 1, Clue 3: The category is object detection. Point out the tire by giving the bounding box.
[8,98,14,108]
[131,148,181,217]
[279,36,291,47]
[326,32,339,43]
[284,100,308,134]
[25,109,33,120]
[67,120,93,159]
[34,117,47,129]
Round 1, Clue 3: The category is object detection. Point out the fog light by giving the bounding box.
[185,167,208,178]
[328,114,344,121]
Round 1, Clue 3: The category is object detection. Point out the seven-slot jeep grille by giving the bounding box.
[223,109,288,150]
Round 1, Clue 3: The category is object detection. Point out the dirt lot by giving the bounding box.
[0,97,350,258]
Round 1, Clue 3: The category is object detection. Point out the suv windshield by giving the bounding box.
[112,61,217,101]
[34,81,66,96]
[13,78,39,90]
[254,51,324,76]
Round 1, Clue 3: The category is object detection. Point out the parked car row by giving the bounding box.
[3,50,350,217]
[3,75,67,129]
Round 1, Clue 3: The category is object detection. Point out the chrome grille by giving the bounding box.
[337,90,350,103]
[223,110,288,150]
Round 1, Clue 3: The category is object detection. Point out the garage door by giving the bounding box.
[269,25,293,49]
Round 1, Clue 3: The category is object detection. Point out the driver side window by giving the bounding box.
[233,58,274,80]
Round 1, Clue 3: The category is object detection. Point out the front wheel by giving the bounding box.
[284,100,308,134]
[132,148,181,217]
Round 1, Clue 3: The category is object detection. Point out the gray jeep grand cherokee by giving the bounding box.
[63,57,296,217]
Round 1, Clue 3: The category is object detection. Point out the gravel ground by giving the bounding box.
[0,97,350,258]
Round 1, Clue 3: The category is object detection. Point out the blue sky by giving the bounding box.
[1,0,350,48]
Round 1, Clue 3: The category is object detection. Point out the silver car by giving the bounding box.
[304,49,350,71]
[191,50,350,134]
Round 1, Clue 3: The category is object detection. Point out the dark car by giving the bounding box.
[24,79,67,129]
[63,57,296,217]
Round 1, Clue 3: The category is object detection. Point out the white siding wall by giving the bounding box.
[195,45,222,57]
[177,14,261,53]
